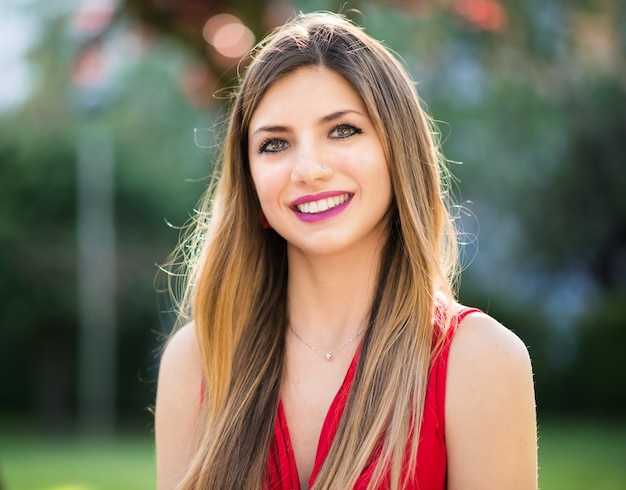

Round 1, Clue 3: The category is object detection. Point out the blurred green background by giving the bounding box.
[0,0,624,488]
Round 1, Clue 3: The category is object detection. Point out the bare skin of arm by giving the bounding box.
[446,312,538,490]
[155,323,203,490]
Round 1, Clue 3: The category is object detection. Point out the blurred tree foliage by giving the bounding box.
[0,8,214,430]
[0,0,624,432]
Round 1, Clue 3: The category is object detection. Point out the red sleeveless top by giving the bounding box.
[264,308,480,489]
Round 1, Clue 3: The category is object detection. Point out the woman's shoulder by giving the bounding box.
[446,306,533,399]
[156,322,204,415]
[161,322,202,366]
[449,307,531,368]
[444,307,538,489]
[155,322,204,488]
[157,321,204,407]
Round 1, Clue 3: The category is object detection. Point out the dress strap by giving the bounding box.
[432,306,482,439]
[455,307,482,325]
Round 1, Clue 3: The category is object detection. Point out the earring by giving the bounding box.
[258,210,272,229]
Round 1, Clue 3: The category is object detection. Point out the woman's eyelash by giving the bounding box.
[257,123,362,153]
[330,123,363,138]
[258,138,288,154]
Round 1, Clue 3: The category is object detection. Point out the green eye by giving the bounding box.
[259,138,289,153]
[330,124,362,139]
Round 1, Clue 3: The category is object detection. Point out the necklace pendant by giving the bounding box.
[324,353,332,360]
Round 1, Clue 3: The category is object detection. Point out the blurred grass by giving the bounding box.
[538,419,626,490]
[1,419,625,489]
[0,428,155,490]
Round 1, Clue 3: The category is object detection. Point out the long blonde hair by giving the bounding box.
[169,12,459,489]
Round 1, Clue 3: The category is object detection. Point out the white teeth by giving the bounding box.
[296,194,349,214]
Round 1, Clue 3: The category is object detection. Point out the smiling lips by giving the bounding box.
[291,192,353,222]
[295,193,350,214]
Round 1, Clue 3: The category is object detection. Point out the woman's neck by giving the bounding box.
[286,241,383,345]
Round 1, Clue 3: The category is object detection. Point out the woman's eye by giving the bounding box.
[259,138,289,153]
[330,123,362,139]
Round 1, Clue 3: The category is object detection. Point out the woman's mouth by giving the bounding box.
[291,192,353,223]
[294,193,351,214]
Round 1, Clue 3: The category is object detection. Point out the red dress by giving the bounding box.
[264,308,481,489]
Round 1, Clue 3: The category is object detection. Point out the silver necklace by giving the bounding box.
[288,325,366,360]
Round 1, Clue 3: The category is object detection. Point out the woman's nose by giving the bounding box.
[290,143,332,184]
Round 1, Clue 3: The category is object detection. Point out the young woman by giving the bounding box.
[155,12,537,490]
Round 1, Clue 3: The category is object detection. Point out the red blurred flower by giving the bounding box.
[452,0,508,32]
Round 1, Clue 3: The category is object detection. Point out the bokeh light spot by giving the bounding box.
[202,13,255,59]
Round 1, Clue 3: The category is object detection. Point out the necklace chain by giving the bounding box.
[288,325,366,360]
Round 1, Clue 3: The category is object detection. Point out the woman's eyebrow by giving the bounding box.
[320,109,363,124]
[251,124,290,136]
[251,109,364,136]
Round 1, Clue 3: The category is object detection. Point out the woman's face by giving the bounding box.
[248,66,392,259]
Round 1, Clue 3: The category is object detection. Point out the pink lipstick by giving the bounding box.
[291,191,353,223]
